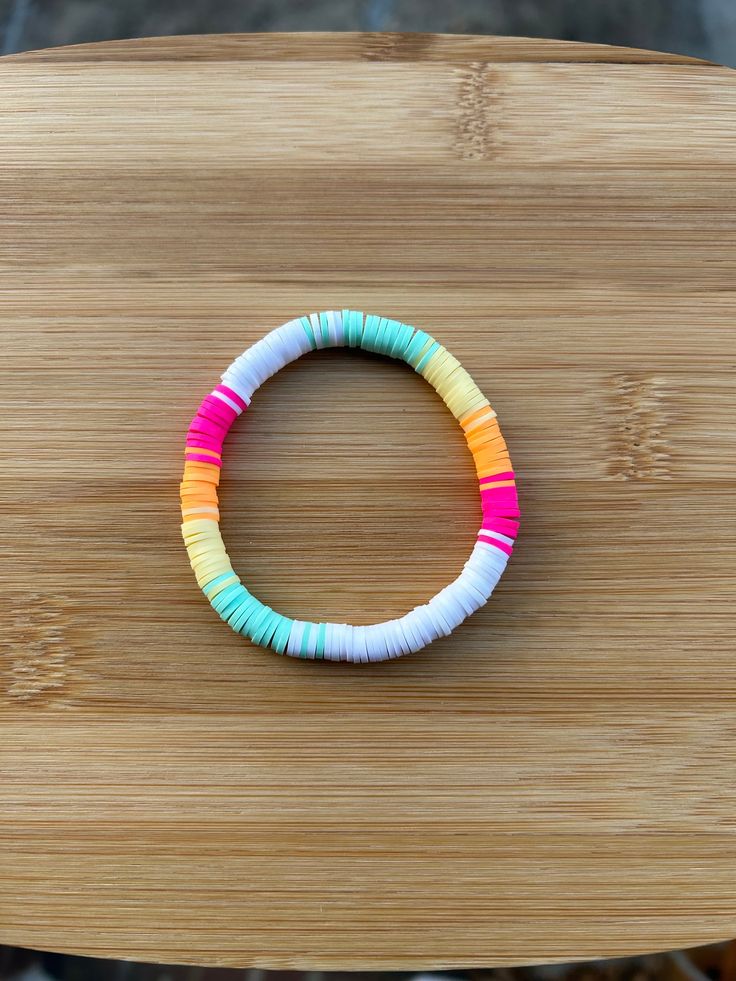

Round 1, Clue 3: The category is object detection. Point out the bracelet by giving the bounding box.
[180,311,519,662]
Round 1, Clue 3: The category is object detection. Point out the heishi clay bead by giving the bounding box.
[251,608,280,646]
[180,310,518,662]
[404,330,432,367]
[270,617,293,655]
[316,623,327,659]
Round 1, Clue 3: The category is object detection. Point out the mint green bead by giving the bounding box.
[252,608,278,646]
[370,316,383,351]
[341,309,352,347]
[300,315,317,350]
[299,622,314,658]
[247,607,270,644]
[230,600,258,634]
[234,594,262,627]
[270,617,293,655]
[352,310,365,347]
[210,582,241,610]
[415,341,440,373]
[230,595,260,632]
[370,314,385,350]
[218,594,247,622]
[240,603,266,636]
[373,316,390,354]
[390,322,415,359]
[404,330,431,367]
[244,604,271,642]
[259,613,282,649]
[373,316,388,352]
[212,583,246,616]
[278,618,295,654]
[202,572,234,597]
[374,317,390,354]
[316,623,327,659]
[361,314,381,352]
[379,318,399,356]
[381,320,401,358]
[319,311,330,347]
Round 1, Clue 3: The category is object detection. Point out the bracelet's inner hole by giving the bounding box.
[219,346,481,625]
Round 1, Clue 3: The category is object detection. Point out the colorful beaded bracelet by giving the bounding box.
[180,311,519,662]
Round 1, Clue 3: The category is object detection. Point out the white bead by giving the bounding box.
[353,626,369,663]
[286,621,306,657]
[310,312,325,349]
[330,310,345,345]
[305,622,318,658]
[326,310,340,347]
[399,615,424,653]
[342,624,352,662]
[211,389,243,414]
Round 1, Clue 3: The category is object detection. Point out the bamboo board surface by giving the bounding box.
[1,31,736,970]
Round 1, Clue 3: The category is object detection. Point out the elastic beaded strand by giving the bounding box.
[180,311,519,662]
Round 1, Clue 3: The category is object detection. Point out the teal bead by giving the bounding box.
[238,601,265,636]
[300,314,317,350]
[373,315,387,352]
[230,595,260,633]
[202,572,234,597]
[299,622,314,658]
[379,318,400,357]
[244,604,271,642]
[316,622,327,659]
[218,595,247,623]
[361,313,380,352]
[260,613,282,649]
[374,316,390,354]
[341,309,352,347]
[252,608,278,645]
[352,310,365,347]
[278,618,294,654]
[220,587,252,620]
[390,322,415,359]
[270,616,293,655]
[404,329,430,366]
[211,582,246,616]
[415,340,440,373]
[319,311,330,347]
[343,309,352,346]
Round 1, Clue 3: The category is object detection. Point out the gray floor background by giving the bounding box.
[1,0,736,65]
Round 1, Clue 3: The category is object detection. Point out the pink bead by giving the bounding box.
[478,535,513,556]
[193,408,230,431]
[189,416,230,440]
[481,516,519,537]
[185,435,223,452]
[480,487,519,508]
[185,452,222,467]
[215,384,248,412]
[201,395,237,425]
[483,505,521,519]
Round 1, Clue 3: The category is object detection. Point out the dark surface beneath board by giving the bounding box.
[0,944,731,981]
[0,0,735,65]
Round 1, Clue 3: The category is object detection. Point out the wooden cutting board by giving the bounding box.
[2,31,736,970]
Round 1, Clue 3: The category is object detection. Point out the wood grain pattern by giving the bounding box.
[1,31,735,970]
